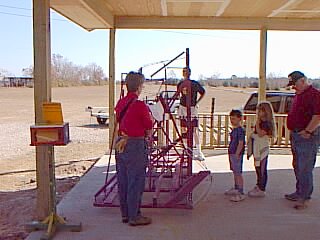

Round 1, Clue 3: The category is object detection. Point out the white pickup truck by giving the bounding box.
[85,90,180,125]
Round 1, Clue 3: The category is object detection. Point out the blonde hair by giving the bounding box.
[256,101,277,138]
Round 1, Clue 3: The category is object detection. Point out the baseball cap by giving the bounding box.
[287,71,305,86]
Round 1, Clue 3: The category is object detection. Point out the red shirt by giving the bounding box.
[287,86,320,130]
[115,92,153,137]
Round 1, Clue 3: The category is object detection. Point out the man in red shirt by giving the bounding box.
[285,71,320,209]
[114,72,153,225]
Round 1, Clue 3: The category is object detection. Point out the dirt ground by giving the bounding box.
[0,84,253,239]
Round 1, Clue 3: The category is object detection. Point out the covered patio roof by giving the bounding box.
[50,0,320,31]
[32,0,320,224]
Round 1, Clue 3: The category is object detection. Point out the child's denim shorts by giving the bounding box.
[229,154,244,175]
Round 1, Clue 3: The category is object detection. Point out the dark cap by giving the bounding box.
[287,71,305,86]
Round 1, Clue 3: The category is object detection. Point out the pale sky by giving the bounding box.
[1,0,320,80]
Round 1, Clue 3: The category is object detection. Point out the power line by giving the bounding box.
[154,29,252,40]
[0,4,30,11]
[0,11,68,22]
[0,11,30,18]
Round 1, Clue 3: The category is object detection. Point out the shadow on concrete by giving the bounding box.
[26,154,320,240]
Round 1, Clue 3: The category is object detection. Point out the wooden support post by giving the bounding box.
[33,0,52,220]
[259,27,267,103]
[30,3,82,236]
[109,28,116,148]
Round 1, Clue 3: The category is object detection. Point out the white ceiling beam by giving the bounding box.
[215,0,231,16]
[115,16,320,31]
[268,0,302,17]
[161,0,168,16]
[80,0,114,28]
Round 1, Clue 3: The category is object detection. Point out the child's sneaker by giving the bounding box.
[248,187,265,198]
[193,150,205,161]
[230,192,246,202]
[248,185,259,195]
[224,188,240,196]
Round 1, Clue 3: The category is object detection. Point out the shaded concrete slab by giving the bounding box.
[26,154,320,240]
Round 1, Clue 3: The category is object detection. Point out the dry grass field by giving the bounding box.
[0,83,253,239]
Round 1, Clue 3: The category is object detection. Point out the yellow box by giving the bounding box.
[42,102,63,125]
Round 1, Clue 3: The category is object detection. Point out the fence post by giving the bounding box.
[210,98,215,147]
[217,115,222,146]
[202,116,207,147]
[224,115,229,147]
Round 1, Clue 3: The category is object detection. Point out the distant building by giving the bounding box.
[0,77,33,87]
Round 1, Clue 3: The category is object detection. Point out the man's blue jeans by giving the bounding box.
[115,138,148,221]
[291,127,320,200]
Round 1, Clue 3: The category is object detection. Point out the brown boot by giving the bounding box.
[129,215,152,226]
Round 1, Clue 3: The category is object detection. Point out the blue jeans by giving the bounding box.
[229,154,244,175]
[115,138,148,221]
[290,127,320,200]
[255,157,268,191]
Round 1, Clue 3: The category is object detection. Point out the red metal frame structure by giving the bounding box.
[94,49,211,209]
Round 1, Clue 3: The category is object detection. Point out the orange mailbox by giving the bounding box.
[30,102,70,146]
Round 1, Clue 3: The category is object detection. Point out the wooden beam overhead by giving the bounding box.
[216,0,231,16]
[115,16,320,30]
[161,0,168,16]
[80,0,114,28]
[268,0,300,17]
[258,27,267,102]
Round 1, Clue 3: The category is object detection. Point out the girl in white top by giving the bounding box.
[247,101,276,197]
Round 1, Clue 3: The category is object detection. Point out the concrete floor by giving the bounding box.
[26,153,320,240]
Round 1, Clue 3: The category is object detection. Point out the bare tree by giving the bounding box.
[198,74,205,81]
[84,63,105,85]
[210,72,221,79]
[52,54,83,86]
[51,54,106,86]
[0,68,13,77]
[167,70,177,80]
[22,66,33,77]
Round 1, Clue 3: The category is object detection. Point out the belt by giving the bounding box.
[119,135,145,140]
[292,129,303,133]
[118,132,145,139]
[116,135,146,153]
[127,136,145,140]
